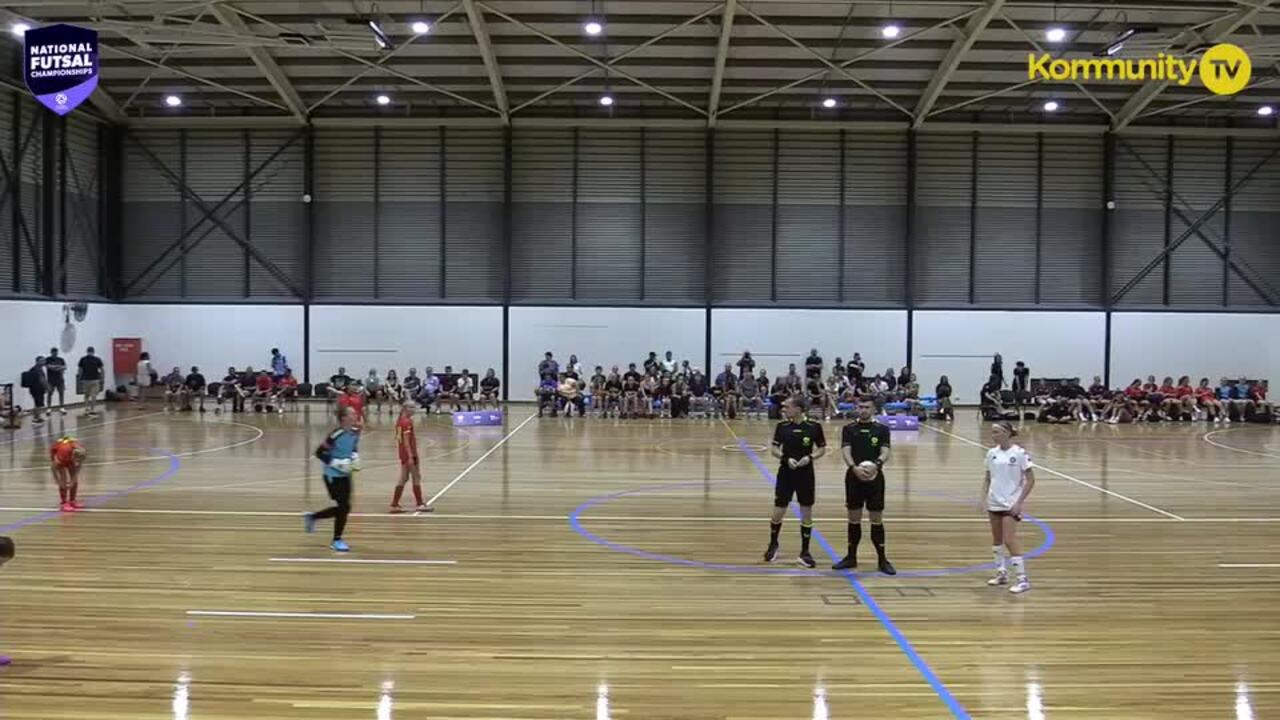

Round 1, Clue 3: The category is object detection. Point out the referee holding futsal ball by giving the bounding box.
[766,396,826,569]
[832,399,896,574]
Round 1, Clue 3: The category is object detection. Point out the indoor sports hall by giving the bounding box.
[1,2,1279,718]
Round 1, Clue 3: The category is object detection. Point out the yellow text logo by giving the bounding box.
[1027,44,1250,95]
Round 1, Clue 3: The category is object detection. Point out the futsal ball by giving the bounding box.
[858,460,879,480]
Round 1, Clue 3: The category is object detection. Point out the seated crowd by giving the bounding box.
[980,372,1273,425]
[532,349,956,421]
[324,365,502,415]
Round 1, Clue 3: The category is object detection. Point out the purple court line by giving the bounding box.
[736,439,972,720]
[568,482,1054,580]
[0,449,182,535]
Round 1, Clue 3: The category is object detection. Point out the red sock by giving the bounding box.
[58,486,67,504]
[391,485,404,506]
[412,483,423,505]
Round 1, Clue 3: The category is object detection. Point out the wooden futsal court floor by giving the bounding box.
[0,404,1277,719]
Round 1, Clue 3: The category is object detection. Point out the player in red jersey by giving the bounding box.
[50,436,86,512]
[337,385,366,428]
[390,402,431,514]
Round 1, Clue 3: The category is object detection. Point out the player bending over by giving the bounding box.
[50,435,86,512]
[983,421,1036,594]
[390,402,431,514]
[765,397,827,569]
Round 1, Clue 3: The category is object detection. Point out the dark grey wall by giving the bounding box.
[5,119,1278,310]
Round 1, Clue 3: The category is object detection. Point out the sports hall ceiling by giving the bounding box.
[1,0,1278,130]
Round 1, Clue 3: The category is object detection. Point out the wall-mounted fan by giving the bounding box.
[60,302,89,353]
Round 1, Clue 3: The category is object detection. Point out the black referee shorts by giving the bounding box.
[844,467,886,512]
[774,466,816,508]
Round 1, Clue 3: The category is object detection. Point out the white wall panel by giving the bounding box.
[508,307,705,394]
[0,300,121,404]
[912,311,1106,401]
[310,305,502,386]
[1111,312,1280,386]
[711,309,907,381]
[115,304,305,380]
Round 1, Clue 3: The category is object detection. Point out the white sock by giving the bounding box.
[1010,555,1026,579]
[992,545,1006,572]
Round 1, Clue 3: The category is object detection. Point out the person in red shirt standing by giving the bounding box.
[278,369,300,412]
[337,385,366,428]
[50,436,86,512]
[390,402,430,514]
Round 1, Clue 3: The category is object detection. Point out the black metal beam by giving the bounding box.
[1101,133,1114,309]
[704,128,714,308]
[121,129,303,295]
[373,126,381,298]
[439,126,447,299]
[101,125,124,299]
[1162,135,1173,306]
[125,132,305,298]
[1109,139,1280,306]
[1034,132,1043,305]
[571,126,579,300]
[639,126,647,301]
[769,127,779,303]
[41,111,57,296]
[1223,136,1232,307]
[58,118,67,296]
[9,92,18,294]
[502,126,512,401]
[904,129,915,308]
[837,128,846,304]
[243,129,252,298]
[303,126,315,303]
[179,128,188,297]
[968,131,978,305]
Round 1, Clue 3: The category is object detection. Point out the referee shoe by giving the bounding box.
[797,553,817,569]
[763,541,780,563]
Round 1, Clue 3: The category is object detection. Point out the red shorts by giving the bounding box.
[399,451,418,466]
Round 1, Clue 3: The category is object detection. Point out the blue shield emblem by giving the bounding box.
[23,24,100,116]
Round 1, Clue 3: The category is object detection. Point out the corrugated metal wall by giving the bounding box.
[0,93,102,298]
[4,124,1267,310]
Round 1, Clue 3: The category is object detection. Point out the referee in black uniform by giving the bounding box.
[833,399,897,574]
[766,396,827,569]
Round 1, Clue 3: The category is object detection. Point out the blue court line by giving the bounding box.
[0,449,181,535]
[568,481,1054,580]
[737,440,973,720]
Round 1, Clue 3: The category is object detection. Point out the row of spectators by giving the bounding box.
[532,350,955,420]
[325,366,502,414]
[981,374,1273,424]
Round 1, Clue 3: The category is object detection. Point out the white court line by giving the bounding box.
[269,557,456,565]
[0,418,265,473]
[1218,563,1280,568]
[1202,428,1280,460]
[4,505,1269,522]
[922,424,1186,521]
[0,410,167,447]
[187,610,414,620]
[425,413,537,506]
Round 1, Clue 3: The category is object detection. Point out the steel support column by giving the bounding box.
[1223,137,1233,306]
[1034,132,1043,305]
[769,127,779,302]
[904,129,916,308]
[41,111,56,296]
[1162,136,1173,306]
[968,132,978,305]
[439,127,448,299]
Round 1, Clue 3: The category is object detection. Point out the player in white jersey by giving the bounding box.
[982,421,1037,594]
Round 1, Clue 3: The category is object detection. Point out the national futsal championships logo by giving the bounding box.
[22,23,100,116]
[1027,43,1251,96]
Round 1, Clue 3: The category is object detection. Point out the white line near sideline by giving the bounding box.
[1218,563,1280,568]
[922,424,1186,521]
[4,506,1276,522]
[269,558,456,565]
[425,413,537,506]
[186,610,415,620]
[1202,428,1280,460]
